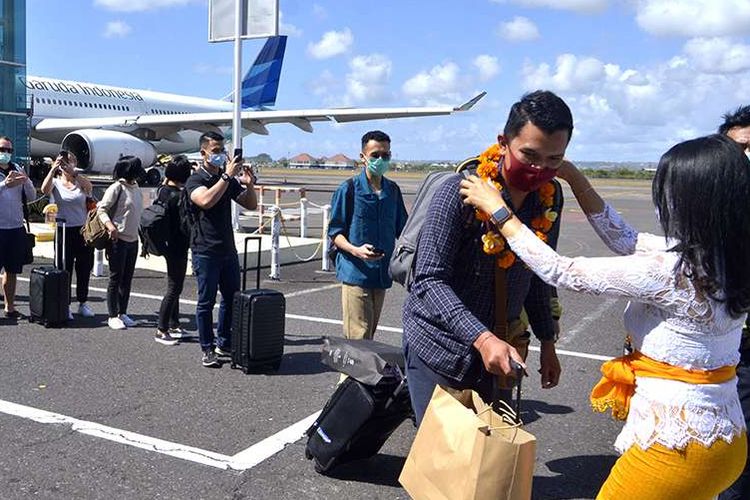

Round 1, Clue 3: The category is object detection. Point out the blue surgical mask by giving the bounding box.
[366,157,390,177]
[207,152,227,168]
[0,152,10,165]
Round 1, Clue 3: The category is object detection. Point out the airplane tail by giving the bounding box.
[223,35,287,109]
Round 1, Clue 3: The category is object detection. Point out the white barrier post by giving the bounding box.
[257,186,264,234]
[270,205,281,280]
[93,248,105,277]
[321,204,333,272]
[231,201,240,232]
[299,197,308,238]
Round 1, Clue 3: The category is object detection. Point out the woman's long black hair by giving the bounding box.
[113,155,145,182]
[653,134,750,317]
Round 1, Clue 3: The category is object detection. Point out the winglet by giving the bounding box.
[455,91,486,112]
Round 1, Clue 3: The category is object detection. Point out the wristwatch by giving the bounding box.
[490,206,512,227]
[220,172,231,182]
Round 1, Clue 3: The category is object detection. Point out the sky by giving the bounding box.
[26,0,750,162]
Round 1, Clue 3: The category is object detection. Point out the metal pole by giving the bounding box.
[93,248,105,277]
[321,204,332,272]
[270,205,281,280]
[231,0,244,233]
[299,197,308,238]
[257,186,264,234]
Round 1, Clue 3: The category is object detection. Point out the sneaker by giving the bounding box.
[77,303,95,318]
[67,309,74,321]
[215,346,232,357]
[108,317,127,330]
[119,314,136,327]
[4,310,24,320]
[168,327,189,339]
[202,350,220,368]
[154,330,179,346]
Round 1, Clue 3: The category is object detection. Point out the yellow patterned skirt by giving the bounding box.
[597,433,747,499]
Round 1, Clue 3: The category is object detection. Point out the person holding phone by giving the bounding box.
[185,131,257,368]
[41,150,95,319]
[328,130,408,341]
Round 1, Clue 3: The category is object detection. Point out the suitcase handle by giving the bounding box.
[242,236,262,290]
[55,217,67,271]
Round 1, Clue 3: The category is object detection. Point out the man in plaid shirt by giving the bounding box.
[403,91,571,424]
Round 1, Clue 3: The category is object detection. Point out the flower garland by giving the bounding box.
[475,144,559,269]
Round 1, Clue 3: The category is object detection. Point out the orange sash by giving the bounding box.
[590,350,736,420]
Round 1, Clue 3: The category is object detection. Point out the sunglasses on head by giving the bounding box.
[368,151,392,160]
[0,147,12,153]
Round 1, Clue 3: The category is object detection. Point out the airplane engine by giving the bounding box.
[61,129,157,175]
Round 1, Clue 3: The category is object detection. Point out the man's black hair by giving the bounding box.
[652,134,750,317]
[199,131,225,148]
[503,90,574,142]
[718,105,750,135]
[361,130,391,150]
[164,155,192,184]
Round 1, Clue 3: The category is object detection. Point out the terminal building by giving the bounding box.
[0,0,30,163]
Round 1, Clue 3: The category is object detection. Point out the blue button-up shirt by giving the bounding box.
[328,170,408,289]
[403,173,562,383]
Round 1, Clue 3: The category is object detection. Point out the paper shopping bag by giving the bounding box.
[399,385,536,500]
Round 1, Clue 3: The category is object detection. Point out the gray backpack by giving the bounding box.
[389,159,477,289]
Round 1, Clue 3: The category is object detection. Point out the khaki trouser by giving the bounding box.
[341,283,386,340]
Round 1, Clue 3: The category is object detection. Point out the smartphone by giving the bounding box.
[371,247,385,256]
[233,148,243,161]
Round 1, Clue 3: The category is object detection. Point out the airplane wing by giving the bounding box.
[33,92,486,138]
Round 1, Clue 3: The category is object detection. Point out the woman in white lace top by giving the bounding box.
[459,134,750,499]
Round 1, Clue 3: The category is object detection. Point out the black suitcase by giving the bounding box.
[304,367,412,474]
[29,218,70,327]
[230,236,285,373]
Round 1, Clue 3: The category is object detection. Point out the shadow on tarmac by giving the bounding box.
[533,454,618,499]
[521,399,575,425]
[318,453,406,487]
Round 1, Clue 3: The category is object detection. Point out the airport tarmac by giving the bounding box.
[0,171,660,499]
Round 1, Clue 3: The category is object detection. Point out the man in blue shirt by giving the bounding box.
[328,130,408,341]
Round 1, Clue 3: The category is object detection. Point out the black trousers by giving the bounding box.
[157,250,188,332]
[55,225,94,304]
[719,347,750,500]
[106,239,138,317]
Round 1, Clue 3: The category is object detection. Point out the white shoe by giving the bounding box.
[168,327,189,339]
[77,303,95,318]
[67,309,74,321]
[119,314,136,327]
[108,317,127,330]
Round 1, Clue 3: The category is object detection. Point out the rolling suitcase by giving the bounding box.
[230,236,285,373]
[29,218,70,327]
[304,364,412,474]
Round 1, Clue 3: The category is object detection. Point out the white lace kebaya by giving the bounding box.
[505,202,746,453]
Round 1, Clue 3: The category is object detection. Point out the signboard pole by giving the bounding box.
[231,0,244,231]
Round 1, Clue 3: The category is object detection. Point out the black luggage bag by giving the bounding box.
[304,338,413,474]
[230,236,285,373]
[29,218,70,327]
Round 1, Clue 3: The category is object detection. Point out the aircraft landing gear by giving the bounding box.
[144,167,162,186]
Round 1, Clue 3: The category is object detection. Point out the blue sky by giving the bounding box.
[26,0,750,162]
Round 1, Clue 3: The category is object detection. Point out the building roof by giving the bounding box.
[325,153,355,163]
[289,153,317,163]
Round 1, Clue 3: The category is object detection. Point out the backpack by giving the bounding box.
[327,178,355,263]
[389,159,477,290]
[139,187,171,257]
[177,187,197,240]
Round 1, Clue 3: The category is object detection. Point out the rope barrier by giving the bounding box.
[279,216,323,262]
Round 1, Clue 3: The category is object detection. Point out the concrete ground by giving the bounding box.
[0,171,659,499]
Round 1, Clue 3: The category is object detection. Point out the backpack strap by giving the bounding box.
[344,177,355,234]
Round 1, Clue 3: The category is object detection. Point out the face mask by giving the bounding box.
[0,152,10,165]
[207,152,227,168]
[502,147,558,192]
[366,157,390,177]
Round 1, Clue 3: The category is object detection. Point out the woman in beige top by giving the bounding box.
[96,156,144,330]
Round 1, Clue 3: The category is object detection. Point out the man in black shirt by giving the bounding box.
[185,131,257,367]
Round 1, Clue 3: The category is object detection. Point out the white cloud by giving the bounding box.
[402,62,464,105]
[473,55,501,81]
[345,54,392,104]
[307,28,353,59]
[94,0,195,12]
[523,54,606,93]
[103,20,132,38]
[313,3,327,19]
[635,0,750,37]
[683,37,750,74]
[279,11,302,37]
[490,0,608,14]
[498,16,540,42]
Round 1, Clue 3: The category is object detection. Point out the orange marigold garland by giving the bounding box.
[475,144,558,269]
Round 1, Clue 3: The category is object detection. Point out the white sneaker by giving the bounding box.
[119,314,136,327]
[67,309,74,321]
[77,303,95,318]
[108,317,127,330]
[168,327,189,339]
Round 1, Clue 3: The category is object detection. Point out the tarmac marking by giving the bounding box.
[0,398,321,471]
[557,297,620,347]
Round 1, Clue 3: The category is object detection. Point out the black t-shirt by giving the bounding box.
[156,185,190,256]
[185,168,244,256]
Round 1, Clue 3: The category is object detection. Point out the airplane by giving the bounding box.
[22,35,485,185]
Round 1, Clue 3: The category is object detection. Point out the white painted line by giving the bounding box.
[230,411,321,470]
[558,297,619,346]
[528,345,614,362]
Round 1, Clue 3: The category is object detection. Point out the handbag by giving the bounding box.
[20,185,35,266]
[399,385,536,500]
[82,185,122,249]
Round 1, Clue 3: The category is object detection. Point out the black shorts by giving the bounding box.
[0,227,28,274]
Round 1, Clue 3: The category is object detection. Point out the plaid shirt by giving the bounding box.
[403,173,562,383]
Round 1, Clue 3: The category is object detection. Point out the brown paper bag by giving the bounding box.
[399,385,536,500]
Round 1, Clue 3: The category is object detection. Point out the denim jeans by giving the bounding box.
[719,348,750,500]
[192,252,240,352]
[157,250,188,332]
[106,239,138,317]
